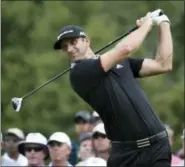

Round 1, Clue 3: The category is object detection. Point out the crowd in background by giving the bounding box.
[1,110,184,166]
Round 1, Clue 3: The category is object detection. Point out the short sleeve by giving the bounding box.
[128,58,144,78]
[70,58,107,95]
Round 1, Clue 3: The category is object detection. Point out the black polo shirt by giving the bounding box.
[70,57,165,141]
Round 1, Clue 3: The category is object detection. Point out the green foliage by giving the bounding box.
[2,1,184,150]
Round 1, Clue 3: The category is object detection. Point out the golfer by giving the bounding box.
[53,12,173,167]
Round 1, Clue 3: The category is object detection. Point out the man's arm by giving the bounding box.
[100,13,153,72]
[139,22,173,77]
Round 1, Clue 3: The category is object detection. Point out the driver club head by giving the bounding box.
[11,97,23,112]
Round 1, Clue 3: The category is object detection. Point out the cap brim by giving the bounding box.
[47,139,63,144]
[53,34,86,50]
[5,132,23,140]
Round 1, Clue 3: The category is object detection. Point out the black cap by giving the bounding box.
[53,25,87,50]
[74,111,92,123]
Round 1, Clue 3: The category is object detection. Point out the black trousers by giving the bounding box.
[107,138,172,167]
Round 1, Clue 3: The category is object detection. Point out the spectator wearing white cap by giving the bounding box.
[92,123,110,161]
[47,132,72,166]
[1,133,20,166]
[164,124,182,166]
[3,128,28,166]
[18,133,49,166]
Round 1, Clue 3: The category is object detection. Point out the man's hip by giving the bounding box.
[107,131,171,167]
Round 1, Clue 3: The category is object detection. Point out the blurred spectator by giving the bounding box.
[177,129,185,166]
[176,128,185,160]
[164,124,182,166]
[74,111,93,136]
[69,110,93,165]
[18,133,49,166]
[77,132,94,161]
[92,123,110,161]
[2,128,28,166]
[47,132,72,166]
[76,132,106,166]
[1,133,20,166]
[92,111,102,128]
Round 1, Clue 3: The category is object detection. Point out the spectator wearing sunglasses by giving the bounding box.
[2,128,28,166]
[18,132,49,166]
[47,132,72,167]
[92,123,110,161]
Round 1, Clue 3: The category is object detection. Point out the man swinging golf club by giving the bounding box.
[53,10,173,167]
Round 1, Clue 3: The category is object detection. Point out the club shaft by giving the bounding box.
[22,26,138,99]
[22,68,70,99]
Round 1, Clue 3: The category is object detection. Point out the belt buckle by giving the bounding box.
[136,137,151,148]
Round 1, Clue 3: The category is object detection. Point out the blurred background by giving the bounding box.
[1,0,184,153]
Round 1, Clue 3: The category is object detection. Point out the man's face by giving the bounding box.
[48,141,71,162]
[3,134,21,153]
[75,119,92,135]
[24,144,46,166]
[61,37,90,59]
[92,132,110,153]
[78,139,93,160]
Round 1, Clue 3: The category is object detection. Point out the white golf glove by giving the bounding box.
[152,14,170,25]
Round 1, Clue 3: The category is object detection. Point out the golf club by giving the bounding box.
[11,9,164,112]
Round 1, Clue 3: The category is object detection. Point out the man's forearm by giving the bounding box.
[155,22,173,70]
[115,23,151,53]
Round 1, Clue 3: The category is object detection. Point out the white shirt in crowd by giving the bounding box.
[48,161,73,167]
[176,159,184,166]
[76,157,107,166]
[1,157,20,166]
[3,153,28,166]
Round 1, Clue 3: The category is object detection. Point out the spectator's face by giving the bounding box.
[75,119,92,135]
[93,132,110,153]
[3,134,21,153]
[24,144,46,166]
[78,139,93,160]
[48,141,71,162]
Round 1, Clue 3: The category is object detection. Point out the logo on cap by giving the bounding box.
[57,30,74,40]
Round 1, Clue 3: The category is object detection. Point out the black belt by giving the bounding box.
[111,131,168,149]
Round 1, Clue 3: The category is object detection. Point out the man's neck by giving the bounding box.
[52,160,68,167]
[71,49,97,62]
[96,151,109,161]
[29,161,45,166]
[7,152,19,160]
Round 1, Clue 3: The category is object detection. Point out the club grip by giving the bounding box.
[151,9,164,18]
